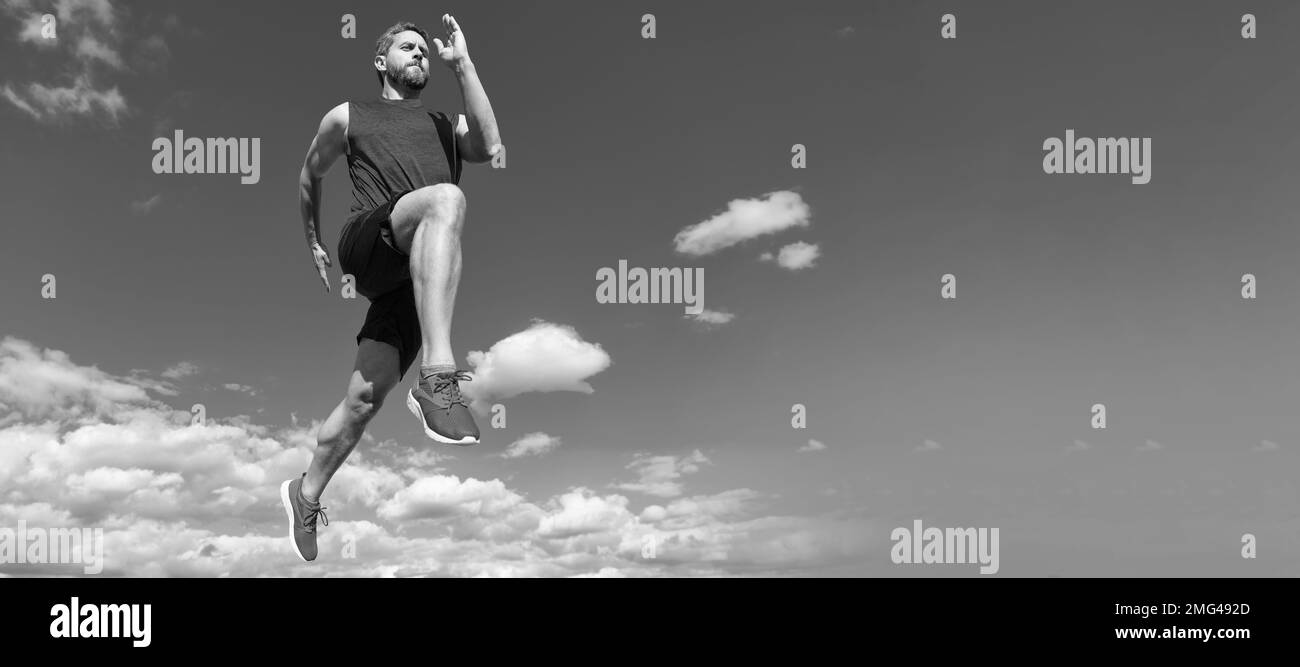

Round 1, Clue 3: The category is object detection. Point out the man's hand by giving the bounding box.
[311,242,332,293]
[431,14,470,68]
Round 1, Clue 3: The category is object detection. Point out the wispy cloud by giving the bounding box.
[130,194,161,214]
[798,439,826,453]
[500,432,561,459]
[914,439,942,453]
[1137,439,1163,453]
[1253,440,1280,453]
[684,308,735,328]
[222,383,257,397]
[673,191,811,257]
[614,450,710,498]
[0,0,168,124]
[161,361,198,380]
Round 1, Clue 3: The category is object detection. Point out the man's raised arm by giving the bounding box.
[299,102,349,292]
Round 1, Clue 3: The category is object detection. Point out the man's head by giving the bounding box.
[374,22,431,90]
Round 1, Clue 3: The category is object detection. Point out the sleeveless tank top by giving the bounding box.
[345,97,462,220]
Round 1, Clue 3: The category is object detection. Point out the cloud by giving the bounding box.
[1137,439,1163,453]
[1,75,126,124]
[0,335,876,577]
[1,0,143,125]
[835,26,856,39]
[798,439,827,453]
[222,383,257,397]
[1066,439,1090,453]
[462,320,610,413]
[761,241,821,271]
[16,11,49,43]
[684,308,735,328]
[75,33,121,68]
[0,336,160,425]
[161,361,198,380]
[500,432,561,459]
[130,194,161,214]
[613,450,709,498]
[673,191,811,257]
[1253,440,1280,453]
[914,439,942,453]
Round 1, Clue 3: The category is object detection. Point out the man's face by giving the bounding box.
[382,30,429,89]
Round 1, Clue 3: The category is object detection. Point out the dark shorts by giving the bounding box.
[338,191,421,380]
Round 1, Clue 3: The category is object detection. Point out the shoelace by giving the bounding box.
[302,505,329,534]
[428,370,473,410]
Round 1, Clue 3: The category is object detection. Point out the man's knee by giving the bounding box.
[344,377,390,422]
[393,184,466,249]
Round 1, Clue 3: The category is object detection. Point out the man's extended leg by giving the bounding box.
[388,183,479,445]
[283,338,400,562]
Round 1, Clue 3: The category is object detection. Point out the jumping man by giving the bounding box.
[282,15,503,562]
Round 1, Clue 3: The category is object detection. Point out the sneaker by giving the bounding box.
[406,369,480,445]
[280,473,328,562]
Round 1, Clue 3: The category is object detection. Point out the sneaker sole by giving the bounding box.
[407,389,479,445]
[280,480,310,563]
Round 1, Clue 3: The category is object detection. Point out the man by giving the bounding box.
[281,15,503,562]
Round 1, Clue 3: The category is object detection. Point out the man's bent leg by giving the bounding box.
[302,338,402,501]
[388,184,479,444]
[389,183,467,368]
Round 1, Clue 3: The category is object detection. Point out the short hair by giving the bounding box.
[374,22,430,87]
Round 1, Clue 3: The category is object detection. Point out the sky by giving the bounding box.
[1,0,1299,577]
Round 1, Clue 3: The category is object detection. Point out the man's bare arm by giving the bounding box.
[453,59,502,163]
[300,102,349,291]
[431,15,501,163]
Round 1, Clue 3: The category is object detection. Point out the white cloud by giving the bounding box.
[222,383,257,396]
[673,191,811,257]
[0,75,125,123]
[53,0,116,28]
[1067,439,1090,452]
[501,432,561,459]
[1,0,139,125]
[614,450,709,498]
[462,320,610,413]
[1137,439,1163,453]
[798,439,826,453]
[17,11,48,43]
[0,336,160,424]
[1253,440,1280,452]
[75,33,121,68]
[684,309,735,328]
[761,241,821,271]
[914,439,942,453]
[161,361,198,380]
[130,194,161,214]
[538,489,634,539]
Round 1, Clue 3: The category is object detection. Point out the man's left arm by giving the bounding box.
[453,58,502,164]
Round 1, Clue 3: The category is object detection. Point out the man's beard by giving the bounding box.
[389,64,428,90]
